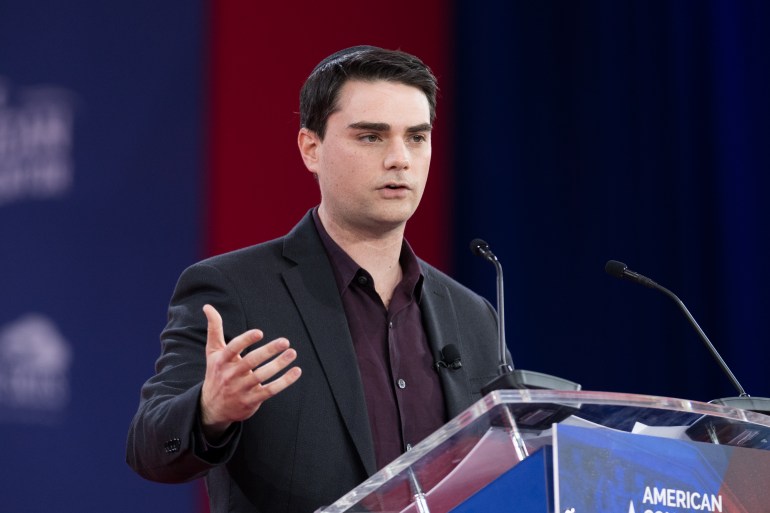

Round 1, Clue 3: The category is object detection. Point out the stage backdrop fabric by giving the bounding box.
[1,1,202,511]
[452,0,770,403]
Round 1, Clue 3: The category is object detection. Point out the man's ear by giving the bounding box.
[297,128,321,174]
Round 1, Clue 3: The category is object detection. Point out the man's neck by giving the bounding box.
[318,207,405,306]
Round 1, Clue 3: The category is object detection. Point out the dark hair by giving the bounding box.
[299,45,438,139]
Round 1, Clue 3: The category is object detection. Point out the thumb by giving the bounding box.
[203,304,226,354]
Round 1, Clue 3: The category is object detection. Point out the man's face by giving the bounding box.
[299,79,432,236]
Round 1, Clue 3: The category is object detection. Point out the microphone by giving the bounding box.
[605,259,770,414]
[470,239,510,374]
[435,344,462,371]
[470,239,580,395]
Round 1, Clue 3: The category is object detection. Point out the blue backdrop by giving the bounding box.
[452,0,770,402]
[1,1,202,511]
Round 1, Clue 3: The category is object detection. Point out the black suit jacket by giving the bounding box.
[127,211,501,513]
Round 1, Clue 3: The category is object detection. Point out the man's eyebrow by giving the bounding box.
[406,123,433,133]
[347,121,433,132]
[348,122,390,131]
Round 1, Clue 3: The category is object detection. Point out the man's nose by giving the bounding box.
[384,139,410,170]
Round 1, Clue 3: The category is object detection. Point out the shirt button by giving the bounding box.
[397,378,406,389]
[357,275,368,286]
[388,321,394,329]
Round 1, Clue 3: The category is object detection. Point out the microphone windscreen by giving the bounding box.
[605,260,628,278]
[470,238,489,257]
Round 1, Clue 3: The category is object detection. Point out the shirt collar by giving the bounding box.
[312,207,424,300]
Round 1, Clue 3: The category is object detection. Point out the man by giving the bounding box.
[127,45,501,513]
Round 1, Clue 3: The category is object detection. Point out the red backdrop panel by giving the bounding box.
[207,2,454,271]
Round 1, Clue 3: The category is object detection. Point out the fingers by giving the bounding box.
[203,304,226,353]
[237,337,301,407]
[216,333,298,391]
[247,342,297,383]
[201,304,302,413]
[204,304,265,358]
[226,328,265,357]
[202,304,295,375]
[240,337,290,369]
[245,342,302,408]
[256,365,302,400]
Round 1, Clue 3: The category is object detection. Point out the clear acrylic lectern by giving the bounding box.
[320,390,770,513]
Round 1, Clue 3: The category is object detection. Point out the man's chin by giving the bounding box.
[374,206,418,228]
[358,210,416,236]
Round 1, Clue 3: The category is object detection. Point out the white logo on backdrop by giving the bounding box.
[0,77,76,206]
[0,314,72,420]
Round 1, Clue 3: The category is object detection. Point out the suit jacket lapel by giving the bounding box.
[281,212,378,476]
[420,272,475,419]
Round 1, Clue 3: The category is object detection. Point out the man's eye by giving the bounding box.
[360,134,380,143]
[410,134,427,143]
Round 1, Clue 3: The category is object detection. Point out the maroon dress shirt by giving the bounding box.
[312,209,447,470]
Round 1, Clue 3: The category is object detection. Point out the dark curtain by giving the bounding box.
[452,0,770,402]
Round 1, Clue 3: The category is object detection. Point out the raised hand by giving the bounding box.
[199,304,302,439]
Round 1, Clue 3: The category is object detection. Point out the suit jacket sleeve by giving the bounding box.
[126,261,248,483]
